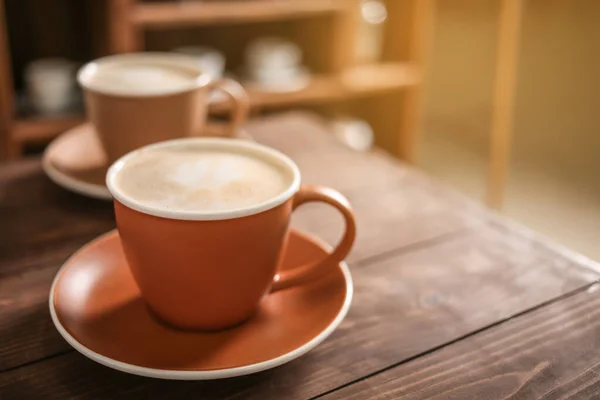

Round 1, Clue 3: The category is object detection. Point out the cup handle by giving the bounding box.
[270,185,356,292]
[208,78,250,137]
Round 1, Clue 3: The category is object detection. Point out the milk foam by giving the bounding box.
[114,147,291,213]
[85,61,199,95]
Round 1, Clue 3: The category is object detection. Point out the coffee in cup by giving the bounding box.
[82,59,200,95]
[113,144,291,213]
[78,53,249,163]
[107,138,356,331]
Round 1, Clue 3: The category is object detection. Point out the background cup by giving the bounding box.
[172,46,227,103]
[106,138,357,331]
[172,46,226,81]
[245,37,301,71]
[26,58,75,114]
[78,52,249,163]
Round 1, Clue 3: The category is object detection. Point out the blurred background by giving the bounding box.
[420,0,600,262]
[0,0,598,260]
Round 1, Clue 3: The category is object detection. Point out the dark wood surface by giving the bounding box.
[1,112,599,399]
[323,284,600,400]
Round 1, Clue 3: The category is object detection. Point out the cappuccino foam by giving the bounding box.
[114,146,292,213]
[84,60,199,96]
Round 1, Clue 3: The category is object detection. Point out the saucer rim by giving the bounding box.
[49,229,353,380]
[42,125,113,200]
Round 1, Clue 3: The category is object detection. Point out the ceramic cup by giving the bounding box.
[106,138,356,331]
[172,46,226,81]
[245,37,301,71]
[172,46,227,103]
[25,58,75,114]
[78,52,249,163]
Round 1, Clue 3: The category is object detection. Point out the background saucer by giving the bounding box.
[43,123,254,201]
[42,123,111,199]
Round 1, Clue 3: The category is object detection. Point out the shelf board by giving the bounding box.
[211,62,420,113]
[10,63,418,144]
[13,116,85,143]
[133,0,346,28]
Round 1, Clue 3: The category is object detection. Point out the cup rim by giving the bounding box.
[77,52,212,97]
[106,138,301,221]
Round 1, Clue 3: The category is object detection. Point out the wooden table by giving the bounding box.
[1,112,599,399]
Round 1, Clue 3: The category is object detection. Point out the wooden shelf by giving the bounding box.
[8,63,416,145]
[211,62,419,113]
[132,0,345,29]
[6,63,415,146]
[13,116,85,143]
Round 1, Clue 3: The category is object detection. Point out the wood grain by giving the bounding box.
[323,283,600,400]
[0,160,114,278]
[0,222,597,399]
[246,113,482,262]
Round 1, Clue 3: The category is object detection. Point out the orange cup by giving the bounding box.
[78,53,249,164]
[106,138,356,331]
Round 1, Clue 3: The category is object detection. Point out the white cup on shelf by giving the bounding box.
[172,46,226,81]
[245,37,302,71]
[25,58,75,115]
[173,46,227,102]
[244,37,309,92]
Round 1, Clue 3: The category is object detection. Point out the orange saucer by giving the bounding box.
[42,123,111,199]
[42,123,254,201]
[50,229,352,380]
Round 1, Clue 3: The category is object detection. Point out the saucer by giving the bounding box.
[42,123,111,199]
[50,229,352,380]
[43,123,254,201]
